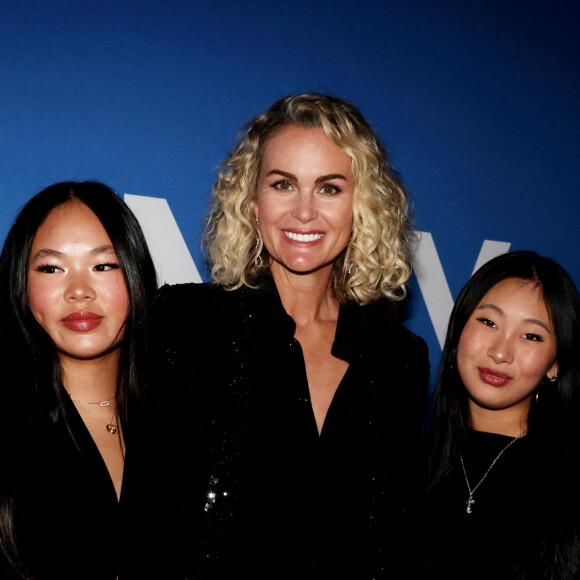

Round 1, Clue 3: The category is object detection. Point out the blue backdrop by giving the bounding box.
[1,0,578,392]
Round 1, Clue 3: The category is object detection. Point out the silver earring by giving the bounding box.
[535,390,540,404]
[549,374,558,382]
[254,228,263,268]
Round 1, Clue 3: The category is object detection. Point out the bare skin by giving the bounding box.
[254,125,355,434]
[272,264,348,434]
[63,353,125,499]
[27,201,130,501]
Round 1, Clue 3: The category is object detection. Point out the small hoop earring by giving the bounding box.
[549,373,558,382]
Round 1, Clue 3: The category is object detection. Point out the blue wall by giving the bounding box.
[1,0,578,390]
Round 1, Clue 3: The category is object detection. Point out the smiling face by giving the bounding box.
[457,277,559,427]
[254,125,354,279]
[27,201,130,366]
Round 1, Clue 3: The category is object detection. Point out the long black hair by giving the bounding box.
[0,180,158,430]
[0,181,158,576]
[428,250,580,488]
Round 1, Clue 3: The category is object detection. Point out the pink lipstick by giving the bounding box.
[61,311,103,332]
[478,367,512,387]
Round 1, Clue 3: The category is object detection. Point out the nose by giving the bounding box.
[291,192,317,224]
[65,272,96,303]
[487,335,514,364]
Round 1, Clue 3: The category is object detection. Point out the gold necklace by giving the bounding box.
[68,393,116,407]
[70,398,118,435]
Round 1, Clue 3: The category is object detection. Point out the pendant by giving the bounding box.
[106,423,118,434]
[466,494,475,514]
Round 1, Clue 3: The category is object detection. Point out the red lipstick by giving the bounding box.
[61,311,103,332]
[478,367,512,387]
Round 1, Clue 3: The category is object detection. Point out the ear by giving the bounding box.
[546,362,559,381]
[253,200,259,222]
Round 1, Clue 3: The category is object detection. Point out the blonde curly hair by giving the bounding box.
[204,93,416,304]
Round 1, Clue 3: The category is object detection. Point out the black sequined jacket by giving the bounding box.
[144,277,430,580]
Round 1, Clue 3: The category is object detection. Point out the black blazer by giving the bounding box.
[146,278,430,580]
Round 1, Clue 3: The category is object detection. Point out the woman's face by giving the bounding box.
[27,201,130,365]
[457,277,558,420]
[254,125,354,277]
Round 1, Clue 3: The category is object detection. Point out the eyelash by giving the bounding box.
[271,181,342,195]
[320,184,341,195]
[34,262,120,273]
[476,317,495,328]
[94,263,120,272]
[35,263,61,274]
[272,180,292,191]
[475,317,544,342]
[523,333,543,342]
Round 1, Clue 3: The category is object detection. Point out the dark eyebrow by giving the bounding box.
[265,170,297,180]
[30,248,63,261]
[315,173,347,184]
[30,245,116,261]
[89,244,116,256]
[475,303,553,333]
[265,170,347,183]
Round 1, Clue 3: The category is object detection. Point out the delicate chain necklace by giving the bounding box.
[68,393,116,407]
[460,428,527,514]
[67,390,118,435]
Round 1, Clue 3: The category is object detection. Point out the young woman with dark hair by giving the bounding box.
[0,181,157,579]
[412,250,580,578]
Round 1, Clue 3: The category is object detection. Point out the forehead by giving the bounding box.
[477,277,551,321]
[261,125,352,167]
[31,201,112,248]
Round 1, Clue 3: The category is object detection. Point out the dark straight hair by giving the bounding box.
[428,250,580,488]
[0,181,158,576]
[0,180,158,433]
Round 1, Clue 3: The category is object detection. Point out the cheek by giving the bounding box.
[457,326,478,363]
[27,280,58,322]
[255,195,280,224]
[520,351,555,380]
[107,280,130,321]
[456,326,485,381]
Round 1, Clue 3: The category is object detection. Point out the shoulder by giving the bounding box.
[154,282,243,322]
[156,281,227,304]
[356,301,429,359]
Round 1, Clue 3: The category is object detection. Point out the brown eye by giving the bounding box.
[94,263,120,272]
[35,264,62,274]
[522,333,543,342]
[273,181,292,191]
[320,184,340,195]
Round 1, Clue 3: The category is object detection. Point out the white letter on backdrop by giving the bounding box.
[414,232,510,350]
[124,194,202,285]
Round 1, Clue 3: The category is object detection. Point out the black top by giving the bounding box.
[409,429,580,579]
[146,278,430,580]
[0,391,147,580]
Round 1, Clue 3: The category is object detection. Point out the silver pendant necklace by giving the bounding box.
[460,429,527,514]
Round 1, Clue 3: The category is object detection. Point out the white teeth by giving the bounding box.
[284,231,324,242]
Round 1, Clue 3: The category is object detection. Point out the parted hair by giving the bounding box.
[0,180,158,433]
[204,93,416,304]
[0,180,158,578]
[428,250,580,488]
